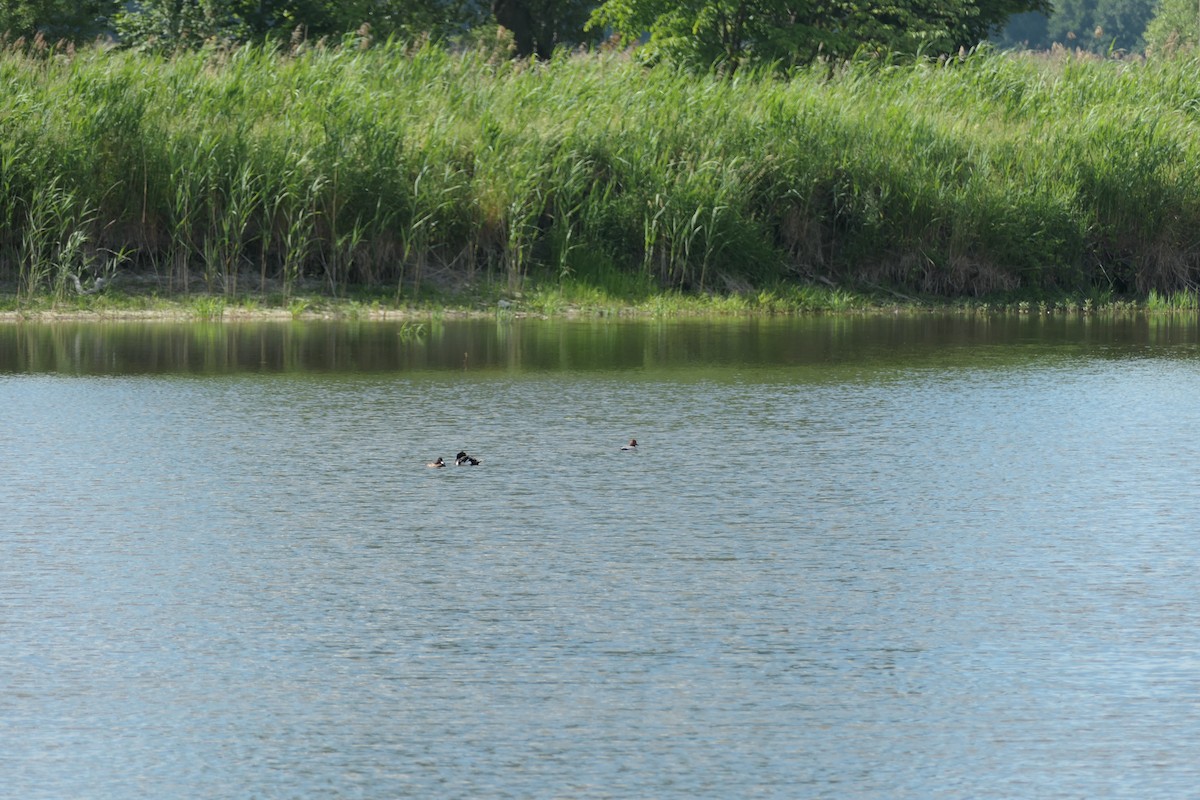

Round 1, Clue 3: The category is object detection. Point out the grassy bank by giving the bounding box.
[5,273,1179,323]
[0,275,882,320]
[1,41,1199,308]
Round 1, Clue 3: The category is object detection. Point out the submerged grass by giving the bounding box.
[1,42,1200,310]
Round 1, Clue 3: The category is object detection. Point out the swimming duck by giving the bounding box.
[426,457,446,468]
[621,439,638,450]
[455,451,482,466]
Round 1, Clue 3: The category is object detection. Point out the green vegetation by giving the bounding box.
[997,0,1157,55]
[1,42,1200,317]
[3,0,1041,66]
[111,0,501,53]
[0,0,114,44]
[0,0,1189,67]
[0,275,1157,321]
[1146,288,1200,311]
[1144,0,1200,53]
[593,0,1049,71]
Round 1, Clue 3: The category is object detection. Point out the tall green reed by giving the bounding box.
[2,42,1200,301]
[17,178,96,301]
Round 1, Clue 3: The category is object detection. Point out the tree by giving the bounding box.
[1090,0,1154,53]
[1145,0,1200,52]
[115,0,492,51]
[965,0,1057,46]
[256,0,491,42]
[996,0,1157,54]
[588,0,824,72]
[114,0,248,51]
[993,10,1049,48]
[1054,0,1154,53]
[590,0,1051,72]
[0,0,118,42]
[491,0,600,58]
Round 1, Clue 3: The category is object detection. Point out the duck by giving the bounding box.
[455,451,482,466]
[426,457,446,468]
[621,438,638,451]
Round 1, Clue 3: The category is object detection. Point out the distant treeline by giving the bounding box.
[2,42,1200,301]
[997,0,1200,56]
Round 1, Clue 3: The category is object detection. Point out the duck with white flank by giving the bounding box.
[621,439,638,451]
[455,451,482,466]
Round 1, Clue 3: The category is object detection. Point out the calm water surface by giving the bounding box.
[3,315,1200,798]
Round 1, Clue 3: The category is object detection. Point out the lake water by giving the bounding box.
[3,314,1200,798]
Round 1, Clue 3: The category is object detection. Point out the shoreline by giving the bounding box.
[0,287,1165,323]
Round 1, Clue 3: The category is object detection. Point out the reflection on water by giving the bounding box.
[3,314,1200,799]
[4,313,1200,375]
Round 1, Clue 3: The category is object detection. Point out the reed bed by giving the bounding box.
[1,42,1200,303]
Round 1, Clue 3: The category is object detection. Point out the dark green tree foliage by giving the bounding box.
[1088,0,1154,53]
[1044,0,1089,45]
[246,0,491,41]
[115,0,491,51]
[0,0,118,42]
[115,0,247,50]
[968,0,1054,44]
[590,0,1050,73]
[997,10,1047,48]
[492,0,600,58]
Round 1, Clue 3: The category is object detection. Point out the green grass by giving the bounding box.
[1147,288,1200,311]
[0,276,1189,320]
[190,296,226,320]
[0,41,1199,307]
